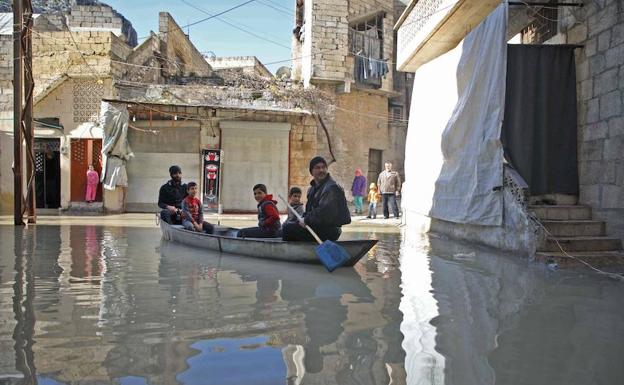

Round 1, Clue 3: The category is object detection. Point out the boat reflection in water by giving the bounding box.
[0,225,405,385]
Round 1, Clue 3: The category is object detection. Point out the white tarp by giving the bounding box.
[100,101,134,190]
[0,13,41,35]
[404,4,508,226]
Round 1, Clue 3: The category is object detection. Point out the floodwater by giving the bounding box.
[0,223,623,385]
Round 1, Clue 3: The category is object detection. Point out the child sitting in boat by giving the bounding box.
[181,182,214,234]
[237,184,281,238]
[284,186,304,224]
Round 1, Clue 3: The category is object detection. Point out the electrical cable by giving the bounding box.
[138,0,258,40]
[179,0,290,50]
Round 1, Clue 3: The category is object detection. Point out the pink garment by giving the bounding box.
[86,170,99,201]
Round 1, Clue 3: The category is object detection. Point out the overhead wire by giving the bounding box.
[179,0,290,50]
[137,0,258,40]
[256,0,294,16]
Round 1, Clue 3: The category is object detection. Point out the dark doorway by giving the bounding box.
[34,139,61,208]
[368,149,383,186]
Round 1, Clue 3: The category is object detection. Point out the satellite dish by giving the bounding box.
[276,66,292,80]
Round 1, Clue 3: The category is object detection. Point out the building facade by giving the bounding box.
[291,0,409,196]
[396,0,623,263]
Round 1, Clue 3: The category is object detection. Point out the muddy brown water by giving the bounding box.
[0,224,623,385]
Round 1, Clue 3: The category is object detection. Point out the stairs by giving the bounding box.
[64,201,104,216]
[530,204,624,267]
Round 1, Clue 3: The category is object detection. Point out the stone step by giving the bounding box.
[541,220,605,237]
[540,236,623,252]
[535,251,624,268]
[529,205,592,220]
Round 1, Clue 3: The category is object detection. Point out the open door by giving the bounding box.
[70,139,103,202]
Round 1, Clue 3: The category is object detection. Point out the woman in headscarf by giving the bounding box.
[351,168,367,215]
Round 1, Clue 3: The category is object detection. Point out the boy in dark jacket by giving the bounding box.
[285,186,304,224]
[237,184,281,238]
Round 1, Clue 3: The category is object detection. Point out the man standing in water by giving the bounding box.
[282,156,351,242]
[158,165,187,224]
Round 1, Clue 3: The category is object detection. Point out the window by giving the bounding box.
[350,13,387,89]
[520,1,559,44]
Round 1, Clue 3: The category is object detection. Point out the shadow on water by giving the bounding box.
[0,225,406,385]
[400,228,624,385]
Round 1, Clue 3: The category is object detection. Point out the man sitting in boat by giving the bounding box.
[282,156,351,242]
[181,182,214,234]
[158,165,187,224]
[237,183,281,238]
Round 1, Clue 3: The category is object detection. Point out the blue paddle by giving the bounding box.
[278,194,351,272]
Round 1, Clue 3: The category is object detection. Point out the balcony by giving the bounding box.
[395,0,500,71]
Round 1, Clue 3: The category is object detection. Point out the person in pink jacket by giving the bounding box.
[85,165,99,203]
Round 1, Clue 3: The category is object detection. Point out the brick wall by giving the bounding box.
[559,0,624,238]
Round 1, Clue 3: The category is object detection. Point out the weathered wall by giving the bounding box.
[159,12,212,79]
[67,4,138,47]
[207,56,273,78]
[557,0,624,240]
[297,0,395,92]
[323,88,389,198]
[307,0,350,82]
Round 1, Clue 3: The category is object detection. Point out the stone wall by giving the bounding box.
[558,0,624,239]
[308,0,350,82]
[158,12,213,79]
[297,0,395,92]
[206,56,273,78]
[67,4,138,47]
[323,88,389,197]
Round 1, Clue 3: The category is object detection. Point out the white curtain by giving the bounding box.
[404,4,508,226]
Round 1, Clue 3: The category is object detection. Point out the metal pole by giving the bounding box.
[23,0,36,223]
[13,0,24,226]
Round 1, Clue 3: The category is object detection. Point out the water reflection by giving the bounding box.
[5,222,622,385]
[400,228,624,385]
[0,225,404,384]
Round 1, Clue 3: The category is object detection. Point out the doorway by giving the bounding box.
[368,149,383,186]
[70,139,103,202]
[34,139,61,208]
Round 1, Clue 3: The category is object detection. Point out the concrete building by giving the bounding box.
[396,0,624,265]
[0,2,217,214]
[291,0,410,195]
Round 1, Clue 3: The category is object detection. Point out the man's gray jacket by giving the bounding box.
[377,170,402,194]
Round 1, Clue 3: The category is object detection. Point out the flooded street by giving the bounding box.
[1,222,623,385]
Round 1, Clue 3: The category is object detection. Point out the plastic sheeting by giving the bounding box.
[404,4,508,226]
[100,102,133,190]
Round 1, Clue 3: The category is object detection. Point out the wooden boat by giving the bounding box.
[159,220,377,267]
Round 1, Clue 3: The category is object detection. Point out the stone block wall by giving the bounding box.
[67,4,138,47]
[159,13,213,79]
[559,0,624,239]
[310,0,350,81]
[32,31,114,81]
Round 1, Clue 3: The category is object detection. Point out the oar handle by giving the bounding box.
[278,194,323,245]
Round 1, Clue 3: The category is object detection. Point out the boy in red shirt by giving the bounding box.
[237,184,281,238]
[181,182,214,233]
